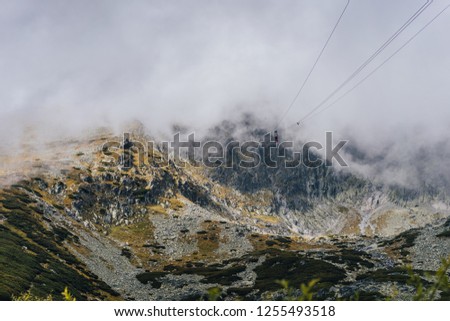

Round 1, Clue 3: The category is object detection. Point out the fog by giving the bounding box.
[1,0,449,187]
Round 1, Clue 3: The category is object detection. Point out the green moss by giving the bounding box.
[353,291,386,301]
[121,248,133,260]
[200,265,245,285]
[324,249,374,270]
[253,249,346,297]
[227,287,254,298]
[379,229,419,248]
[337,206,349,214]
[436,230,450,238]
[265,240,277,247]
[136,272,166,288]
[274,236,292,244]
[355,267,413,284]
[137,263,246,288]
[0,189,119,301]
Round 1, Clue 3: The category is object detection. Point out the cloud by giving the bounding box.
[0,0,449,186]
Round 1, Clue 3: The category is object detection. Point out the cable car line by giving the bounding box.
[294,0,433,126]
[275,0,351,129]
[303,2,450,123]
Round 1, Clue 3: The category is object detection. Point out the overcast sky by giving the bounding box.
[1,0,449,185]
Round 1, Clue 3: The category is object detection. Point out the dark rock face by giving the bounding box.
[212,155,365,211]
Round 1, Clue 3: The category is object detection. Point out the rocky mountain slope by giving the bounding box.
[0,132,449,300]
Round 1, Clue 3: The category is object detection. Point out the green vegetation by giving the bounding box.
[406,257,450,300]
[206,287,222,301]
[1,173,448,302]
[0,186,119,300]
[437,230,450,238]
[275,279,320,301]
[257,257,450,301]
[12,287,76,301]
[356,268,409,283]
[324,249,374,270]
[136,263,246,288]
[253,249,346,298]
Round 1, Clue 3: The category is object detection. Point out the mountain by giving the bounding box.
[0,130,449,300]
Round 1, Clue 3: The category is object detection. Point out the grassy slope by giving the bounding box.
[0,184,120,300]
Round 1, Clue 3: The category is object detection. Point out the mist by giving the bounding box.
[1,0,450,187]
